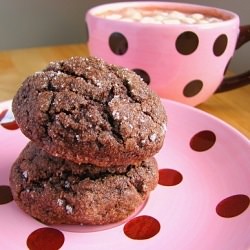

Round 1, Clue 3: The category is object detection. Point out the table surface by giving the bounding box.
[0,43,249,138]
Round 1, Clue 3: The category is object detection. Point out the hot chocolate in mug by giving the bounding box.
[86,1,250,106]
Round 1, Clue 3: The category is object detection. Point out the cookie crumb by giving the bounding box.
[57,199,64,206]
[22,170,28,179]
[149,133,157,142]
[66,204,73,214]
[112,111,120,120]
[94,79,102,87]
[162,123,167,132]
[64,181,71,188]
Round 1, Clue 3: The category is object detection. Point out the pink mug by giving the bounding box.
[86,1,250,106]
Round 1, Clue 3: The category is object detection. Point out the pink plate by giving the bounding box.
[0,99,249,250]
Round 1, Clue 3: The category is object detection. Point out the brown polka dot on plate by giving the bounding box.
[158,169,183,186]
[183,79,203,97]
[176,31,199,55]
[0,185,13,204]
[216,194,250,218]
[123,215,160,240]
[0,109,19,130]
[213,34,228,56]
[26,227,64,250]
[132,68,150,84]
[109,32,128,55]
[190,130,216,152]
[1,120,19,130]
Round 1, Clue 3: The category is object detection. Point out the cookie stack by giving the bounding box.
[9,57,167,225]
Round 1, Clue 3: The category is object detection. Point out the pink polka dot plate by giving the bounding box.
[0,99,249,250]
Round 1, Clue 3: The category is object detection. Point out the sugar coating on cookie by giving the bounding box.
[9,142,159,225]
[12,56,167,166]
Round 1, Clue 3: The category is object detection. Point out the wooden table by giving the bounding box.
[0,43,249,138]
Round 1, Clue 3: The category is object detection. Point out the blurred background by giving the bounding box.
[0,0,249,73]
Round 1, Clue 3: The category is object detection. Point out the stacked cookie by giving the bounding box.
[9,57,167,225]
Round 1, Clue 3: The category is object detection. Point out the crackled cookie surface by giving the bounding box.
[12,56,167,166]
[9,142,159,225]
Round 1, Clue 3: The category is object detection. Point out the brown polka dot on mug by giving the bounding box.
[132,68,151,84]
[109,32,128,55]
[213,34,228,56]
[183,80,203,97]
[0,185,13,204]
[176,31,199,55]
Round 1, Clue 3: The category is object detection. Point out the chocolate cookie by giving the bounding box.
[9,142,159,225]
[12,56,167,166]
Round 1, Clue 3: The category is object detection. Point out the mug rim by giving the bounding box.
[86,1,239,28]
